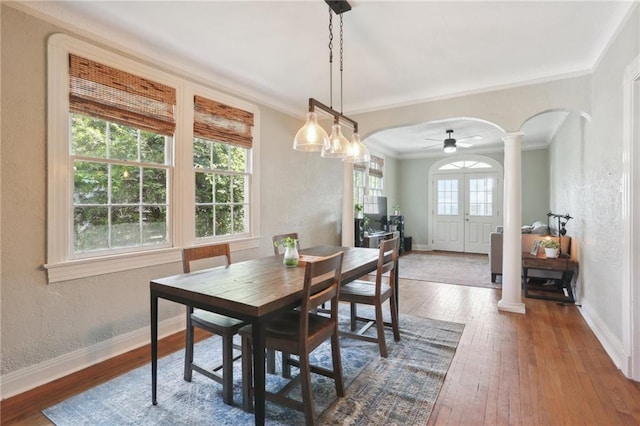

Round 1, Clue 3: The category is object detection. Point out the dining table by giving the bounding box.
[149,245,381,426]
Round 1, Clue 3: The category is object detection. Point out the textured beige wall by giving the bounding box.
[0,4,342,378]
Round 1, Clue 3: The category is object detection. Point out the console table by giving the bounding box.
[522,253,578,303]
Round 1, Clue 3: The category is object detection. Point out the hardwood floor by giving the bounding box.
[3,279,640,425]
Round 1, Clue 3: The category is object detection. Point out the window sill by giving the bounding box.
[44,237,261,283]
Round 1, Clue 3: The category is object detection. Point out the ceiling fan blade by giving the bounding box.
[458,142,473,148]
[421,141,442,149]
[424,137,442,142]
[458,135,482,143]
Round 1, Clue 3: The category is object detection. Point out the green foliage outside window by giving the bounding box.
[193,137,249,238]
[71,114,169,253]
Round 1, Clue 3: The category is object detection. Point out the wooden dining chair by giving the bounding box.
[272,232,299,255]
[339,237,400,357]
[182,243,245,406]
[240,251,345,425]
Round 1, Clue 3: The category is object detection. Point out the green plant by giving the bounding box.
[274,236,297,249]
[540,239,560,249]
[354,203,363,213]
[392,204,401,213]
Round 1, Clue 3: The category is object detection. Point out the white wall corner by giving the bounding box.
[0,314,185,400]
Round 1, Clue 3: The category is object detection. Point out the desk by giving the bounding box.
[522,253,578,303]
[150,245,379,426]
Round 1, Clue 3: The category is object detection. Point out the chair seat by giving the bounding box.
[340,280,392,300]
[192,309,245,333]
[240,311,334,347]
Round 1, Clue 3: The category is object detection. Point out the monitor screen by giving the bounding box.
[363,196,388,231]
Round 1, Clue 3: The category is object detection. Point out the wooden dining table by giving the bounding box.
[149,245,380,426]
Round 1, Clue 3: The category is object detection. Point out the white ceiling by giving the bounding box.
[20,0,635,157]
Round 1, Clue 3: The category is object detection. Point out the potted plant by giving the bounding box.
[540,238,560,258]
[354,203,364,219]
[274,237,299,267]
[392,204,401,215]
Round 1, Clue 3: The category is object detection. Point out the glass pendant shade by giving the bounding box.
[293,112,329,152]
[321,123,349,158]
[343,132,370,163]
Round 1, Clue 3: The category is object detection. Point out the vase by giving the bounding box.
[283,244,299,267]
[544,248,558,259]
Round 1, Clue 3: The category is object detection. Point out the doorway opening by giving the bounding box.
[428,156,503,254]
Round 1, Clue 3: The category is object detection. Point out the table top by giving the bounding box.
[150,245,379,321]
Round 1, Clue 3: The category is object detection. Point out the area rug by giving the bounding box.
[43,306,464,425]
[399,251,500,289]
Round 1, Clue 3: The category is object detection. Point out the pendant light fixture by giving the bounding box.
[443,129,457,153]
[293,0,369,164]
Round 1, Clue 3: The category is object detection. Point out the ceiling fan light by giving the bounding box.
[293,111,329,152]
[322,123,349,158]
[443,138,457,153]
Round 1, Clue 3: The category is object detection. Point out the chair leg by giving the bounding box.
[222,332,234,405]
[282,352,292,379]
[492,273,497,282]
[299,352,316,426]
[331,331,345,397]
[350,302,357,331]
[241,335,253,412]
[266,349,276,374]
[389,292,401,342]
[184,308,194,382]
[375,301,388,358]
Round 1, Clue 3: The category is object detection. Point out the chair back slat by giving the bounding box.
[182,243,231,273]
[375,238,399,296]
[299,251,344,337]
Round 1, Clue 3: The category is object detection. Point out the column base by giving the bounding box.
[497,299,526,314]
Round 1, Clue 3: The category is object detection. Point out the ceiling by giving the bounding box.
[21,1,635,158]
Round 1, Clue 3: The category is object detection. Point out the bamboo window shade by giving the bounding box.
[193,95,254,149]
[369,155,384,178]
[69,54,176,136]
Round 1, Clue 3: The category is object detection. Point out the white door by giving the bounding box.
[432,174,464,251]
[433,172,498,254]
[464,172,498,254]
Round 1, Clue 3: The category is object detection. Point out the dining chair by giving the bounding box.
[272,232,299,255]
[182,243,245,406]
[240,251,345,425]
[339,237,400,357]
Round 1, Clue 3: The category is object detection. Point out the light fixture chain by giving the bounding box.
[340,13,344,114]
[328,7,334,109]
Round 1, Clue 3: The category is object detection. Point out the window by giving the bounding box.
[68,54,174,257]
[46,34,259,283]
[468,177,494,216]
[437,179,459,215]
[353,154,384,206]
[193,95,253,239]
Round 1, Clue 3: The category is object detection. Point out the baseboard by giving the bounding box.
[579,299,630,374]
[0,314,184,400]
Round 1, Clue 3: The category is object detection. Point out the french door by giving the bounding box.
[432,172,498,254]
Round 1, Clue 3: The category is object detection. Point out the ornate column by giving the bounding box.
[498,132,526,314]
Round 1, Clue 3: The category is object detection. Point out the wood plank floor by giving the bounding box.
[3,279,640,425]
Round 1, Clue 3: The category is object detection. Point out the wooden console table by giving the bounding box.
[522,253,578,303]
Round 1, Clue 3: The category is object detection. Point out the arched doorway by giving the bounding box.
[428,155,504,254]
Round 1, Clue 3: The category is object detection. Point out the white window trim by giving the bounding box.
[45,34,260,283]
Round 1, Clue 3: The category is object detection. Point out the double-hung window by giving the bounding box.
[353,154,385,206]
[46,34,259,283]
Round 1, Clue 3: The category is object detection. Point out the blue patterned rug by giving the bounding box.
[43,306,464,425]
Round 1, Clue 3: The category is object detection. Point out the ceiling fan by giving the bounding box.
[423,129,482,152]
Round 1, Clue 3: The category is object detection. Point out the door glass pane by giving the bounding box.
[437,179,459,215]
[468,177,493,216]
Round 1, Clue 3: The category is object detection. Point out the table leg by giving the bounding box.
[151,291,158,405]
[251,321,266,426]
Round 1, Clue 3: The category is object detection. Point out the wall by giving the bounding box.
[0,4,343,393]
[555,5,639,364]
[521,148,550,224]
